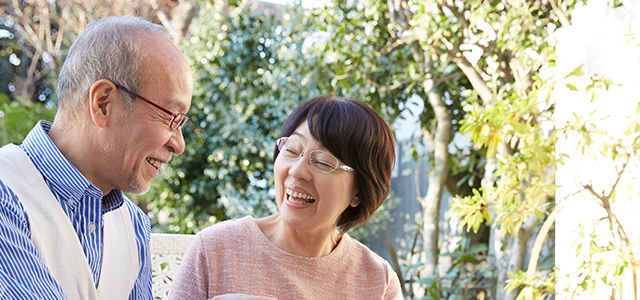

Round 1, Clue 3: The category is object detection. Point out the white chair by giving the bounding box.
[150,233,196,299]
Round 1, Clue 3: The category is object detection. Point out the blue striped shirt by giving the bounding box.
[0,121,152,299]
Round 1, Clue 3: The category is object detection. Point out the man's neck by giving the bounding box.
[49,119,110,194]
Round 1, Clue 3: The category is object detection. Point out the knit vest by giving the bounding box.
[0,144,139,300]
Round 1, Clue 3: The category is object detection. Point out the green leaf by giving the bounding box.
[580,125,590,143]
[575,243,583,256]
[610,190,616,203]
[590,240,602,253]
[565,65,584,79]
[510,120,526,134]
[565,83,578,91]
[401,168,414,176]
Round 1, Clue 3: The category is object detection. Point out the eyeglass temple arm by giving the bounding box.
[115,84,175,116]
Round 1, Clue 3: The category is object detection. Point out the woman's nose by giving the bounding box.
[288,154,312,180]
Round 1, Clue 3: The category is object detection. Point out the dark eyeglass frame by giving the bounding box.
[276,137,354,173]
[114,84,188,131]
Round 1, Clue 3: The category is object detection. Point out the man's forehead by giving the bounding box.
[137,31,193,113]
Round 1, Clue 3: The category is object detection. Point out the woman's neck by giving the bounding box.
[256,214,342,257]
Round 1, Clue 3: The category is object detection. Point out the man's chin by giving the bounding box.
[125,174,151,195]
[126,186,151,195]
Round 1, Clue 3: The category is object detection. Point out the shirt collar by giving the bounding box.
[20,121,124,211]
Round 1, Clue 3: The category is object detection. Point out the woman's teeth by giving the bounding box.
[146,157,162,170]
[286,188,316,204]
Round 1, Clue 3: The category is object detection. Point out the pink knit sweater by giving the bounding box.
[168,216,402,300]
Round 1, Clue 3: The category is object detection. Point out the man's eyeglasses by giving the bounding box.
[276,137,354,174]
[114,84,188,131]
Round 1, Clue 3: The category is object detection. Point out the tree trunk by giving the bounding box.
[420,80,452,277]
[487,140,539,300]
[498,215,538,300]
[494,234,510,300]
[484,155,501,300]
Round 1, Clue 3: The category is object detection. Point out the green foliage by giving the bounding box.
[450,188,491,234]
[0,94,57,146]
[0,7,65,105]
[403,237,493,300]
[443,0,566,238]
[409,0,572,246]
[307,0,420,123]
[407,0,590,297]
[348,194,399,242]
[505,268,557,300]
[0,27,18,98]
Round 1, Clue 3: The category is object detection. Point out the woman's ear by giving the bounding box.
[350,192,360,208]
[88,80,118,128]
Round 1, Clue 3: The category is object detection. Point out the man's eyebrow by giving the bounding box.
[170,100,189,113]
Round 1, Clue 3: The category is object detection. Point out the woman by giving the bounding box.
[169,96,401,300]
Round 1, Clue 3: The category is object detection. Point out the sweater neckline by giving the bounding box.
[245,216,352,261]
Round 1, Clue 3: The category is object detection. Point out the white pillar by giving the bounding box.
[555,0,640,298]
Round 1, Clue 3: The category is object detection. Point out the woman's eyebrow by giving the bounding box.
[290,132,305,139]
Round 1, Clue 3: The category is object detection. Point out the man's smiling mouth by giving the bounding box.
[146,157,163,170]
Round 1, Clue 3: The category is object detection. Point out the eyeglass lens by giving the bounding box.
[170,114,188,130]
[277,137,341,173]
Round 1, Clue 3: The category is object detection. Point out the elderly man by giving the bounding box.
[0,16,192,299]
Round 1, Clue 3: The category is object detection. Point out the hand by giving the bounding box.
[209,294,277,300]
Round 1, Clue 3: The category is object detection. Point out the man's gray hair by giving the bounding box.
[56,16,171,120]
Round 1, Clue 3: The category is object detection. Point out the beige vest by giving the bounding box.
[0,144,139,300]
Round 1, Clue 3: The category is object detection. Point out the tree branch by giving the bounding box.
[377,37,409,58]
[437,0,470,38]
[451,54,494,102]
[526,201,565,280]
[326,63,359,81]
[387,0,413,31]
[39,0,54,52]
[433,71,463,85]
[548,0,571,27]
[365,76,414,93]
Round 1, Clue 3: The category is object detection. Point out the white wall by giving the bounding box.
[555,0,640,298]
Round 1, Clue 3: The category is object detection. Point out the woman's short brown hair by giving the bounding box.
[275,95,395,233]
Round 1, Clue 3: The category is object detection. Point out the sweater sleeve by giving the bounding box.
[168,233,211,300]
[383,262,403,300]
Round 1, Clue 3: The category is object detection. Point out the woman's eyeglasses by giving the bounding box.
[276,137,354,174]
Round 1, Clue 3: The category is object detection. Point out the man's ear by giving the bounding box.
[88,80,118,128]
